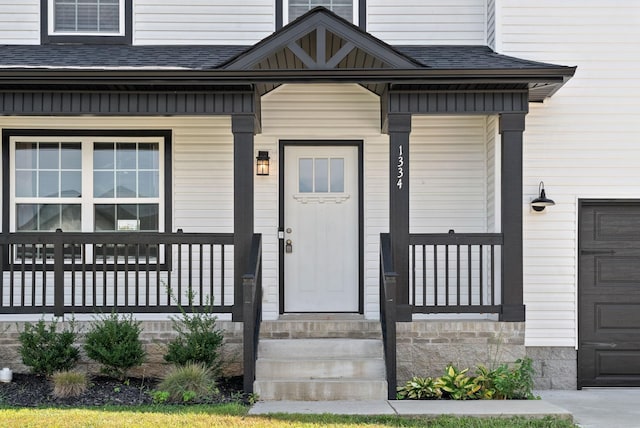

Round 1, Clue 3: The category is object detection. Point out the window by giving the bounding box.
[41,0,132,44]
[286,0,357,24]
[299,157,345,193]
[11,136,163,235]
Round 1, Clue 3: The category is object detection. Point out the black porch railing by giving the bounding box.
[379,233,397,400]
[410,232,503,314]
[0,230,234,316]
[243,234,263,394]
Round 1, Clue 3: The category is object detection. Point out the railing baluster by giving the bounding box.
[30,243,35,307]
[82,244,87,307]
[210,244,214,305]
[9,244,14,308]
[199,243,204,306]
[421,244,426,308]
[445,245,449,306]
[114,244,118,307]
[102,244,107,306]
[124,244,129,307]
[221,244,225,307]
[433,245,438,306]
[21,244,26,307]
[491,245,495,306]
[479,245,484,306]
[41,244,46,308]
[468,245,472,306]
[178,243,182,306]
[188,243,193,304]
[456,245,460,306]
[71,244,76,308]
[411,244,416,306]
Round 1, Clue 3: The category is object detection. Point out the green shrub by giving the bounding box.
[396,376,441,400]
[484,358,537,400]
[83,312,145,380]
[156,363,218,403]
[18,319,80,377]
[51,371,88,398]
[163,297,225,376]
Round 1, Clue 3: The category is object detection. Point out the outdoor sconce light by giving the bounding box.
[256,151,270,176]
[531,181,555,212]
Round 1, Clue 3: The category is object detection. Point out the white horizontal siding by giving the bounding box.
[0,116,234,235]
[0,1,40,44]
[134,0,274,45]
[410,116,488,234]
[498,2,640,347]
[367,0,487,45]
[256,84,384,320]
[0,116,235,311]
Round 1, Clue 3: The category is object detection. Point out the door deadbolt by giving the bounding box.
[285,239,293,253]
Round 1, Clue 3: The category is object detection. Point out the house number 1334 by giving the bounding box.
[397,145,404,189]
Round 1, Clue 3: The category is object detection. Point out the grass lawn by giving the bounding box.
[0,404,578,428]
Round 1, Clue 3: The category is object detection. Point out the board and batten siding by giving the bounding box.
[497,1,640,347]
[134,0,274,45]
[367,0,487,45]
[0,1,39,45]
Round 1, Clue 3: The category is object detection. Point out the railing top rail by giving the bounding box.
[0,232,235,246]
[409,233,503,246]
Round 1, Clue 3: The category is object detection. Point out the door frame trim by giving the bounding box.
[279,140,364,314]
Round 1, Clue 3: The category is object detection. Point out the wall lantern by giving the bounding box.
[256,151,270,176]
[531,181,555,212]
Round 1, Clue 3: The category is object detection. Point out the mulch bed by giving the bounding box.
[0,373,246,407]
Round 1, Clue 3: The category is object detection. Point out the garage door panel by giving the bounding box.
[579,200,640,387]
[581,203,640,249]
[581,300,640,340]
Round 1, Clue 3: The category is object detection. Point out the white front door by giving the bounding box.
[284,145,359,312]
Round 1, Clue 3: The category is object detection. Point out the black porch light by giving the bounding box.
[256,151,270,176]
[531,181,555,212]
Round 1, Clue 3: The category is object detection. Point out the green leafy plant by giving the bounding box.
[51,371,88,398]
[18,319,80,377]
[475,357,537,400]
[435,365,481,400]
[164,294,225,376]
[156,362,219,403]
[396,376,442,400]
[83,312,146,380]
[151,390,170,404]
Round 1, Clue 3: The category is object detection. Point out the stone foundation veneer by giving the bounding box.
[526,346,577,390]
[396,321,526,383]
[0,320,244,379]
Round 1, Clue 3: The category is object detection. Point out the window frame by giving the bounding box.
[41,0,133,45]
[277,0,366,29]
[3,129,172,237]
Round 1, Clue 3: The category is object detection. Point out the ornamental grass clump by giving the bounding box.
[156,362,219,403]
[51,370,88,398]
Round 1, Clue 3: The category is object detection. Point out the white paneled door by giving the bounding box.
[284,145,359,312]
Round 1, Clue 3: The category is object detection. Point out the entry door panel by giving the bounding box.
[579,201,640,387]
[284,146,358,312]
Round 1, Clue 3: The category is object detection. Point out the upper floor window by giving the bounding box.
[41,0,132,45]
[286,0,358,25]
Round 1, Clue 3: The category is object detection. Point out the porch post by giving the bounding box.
[388,113,412,321]
[232,114,256,321]
[499,113,526,322]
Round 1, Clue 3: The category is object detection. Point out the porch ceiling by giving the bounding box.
[0,8,575,103]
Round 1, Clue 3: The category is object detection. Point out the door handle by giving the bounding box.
[285,239,293,253]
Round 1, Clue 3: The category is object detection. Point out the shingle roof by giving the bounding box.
[0,44,565,71]
[0,45,247,70]
[394,45,564,70]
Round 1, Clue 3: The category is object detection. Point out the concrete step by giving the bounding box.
[253,379,388,401]
[256,358,386,380]
[258,338,383,359]
[254,337,388,400]
[260,320,382,339]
